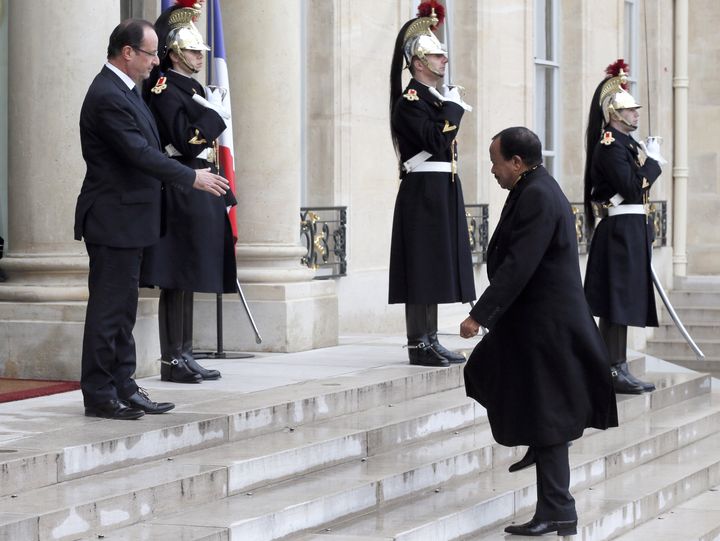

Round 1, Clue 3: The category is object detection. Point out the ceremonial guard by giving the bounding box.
[141,0,237,383]
[389,2,476,367]
[583,60,666,394]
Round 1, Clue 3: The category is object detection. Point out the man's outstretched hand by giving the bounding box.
[193,168,229,196]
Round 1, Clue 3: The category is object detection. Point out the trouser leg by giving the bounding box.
[81,244,142,406]
[181,291,222,380]
[159,289,201,383]
[534,442,576,522]
[599,318,654,393]
[159,289,183,361]
[181,291,194,359]
[405,304,447,367]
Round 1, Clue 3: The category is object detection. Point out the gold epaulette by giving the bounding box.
[150,76,168,95]
[600,131,615,146]
[403,88,419,101]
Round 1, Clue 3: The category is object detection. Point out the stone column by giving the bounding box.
[0,2,163,379]
[672,0,689,277]
[193,1,338,352]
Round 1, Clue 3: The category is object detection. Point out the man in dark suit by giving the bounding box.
[460,127,618,536]
[74,19,229,420]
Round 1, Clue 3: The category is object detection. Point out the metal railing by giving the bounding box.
[300,206,347,279]
[465,204,490,265]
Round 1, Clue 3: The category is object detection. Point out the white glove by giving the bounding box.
[428,85,473,112]
[192,92,230,120]
[643,136,667,165]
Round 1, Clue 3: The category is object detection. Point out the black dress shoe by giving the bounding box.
[161,358,202,383]
[85,399,145,420]
[430,341,466,364]
[504,517,577,536]
[183,353,221,380]
[611,363,645,394]
[408,342,450,367]
[124,388,175,414]
[509,447,536,472]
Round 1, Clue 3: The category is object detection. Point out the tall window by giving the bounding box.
[534,0,559,176]
[624,0,639,97]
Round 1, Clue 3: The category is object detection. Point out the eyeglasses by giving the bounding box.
[132,46,159,58]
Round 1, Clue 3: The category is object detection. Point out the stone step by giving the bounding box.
[0,457,228,541]
[0,364,463,497]
[0,385,477,541]
[646,338,720,358]
[613,484,720,541]
[666,290,720,307]
[652,322,720,341]
[643,355,720,379]
[658,306,720,324]
[74,370,713,541]
[312,418,720,541]
[154,388,481,496]
[673,276,720,292]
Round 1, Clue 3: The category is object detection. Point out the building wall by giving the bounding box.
[687,0,720,274]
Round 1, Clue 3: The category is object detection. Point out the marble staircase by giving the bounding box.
[0,344,718,541]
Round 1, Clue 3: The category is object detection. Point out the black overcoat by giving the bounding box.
[140,70,237,294]
[388,78,476,304]
[464,166,618,447]
[584,127,662,327]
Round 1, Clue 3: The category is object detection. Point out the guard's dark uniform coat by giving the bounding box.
[389,78,476,304]
[584,127,661,327]
[141,70,237,293]
[464,166,618,447]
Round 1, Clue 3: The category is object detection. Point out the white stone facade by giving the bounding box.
[0,0,717,378]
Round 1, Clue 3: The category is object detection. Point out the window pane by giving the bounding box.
[535,65,555,152]
[535,0,554,61]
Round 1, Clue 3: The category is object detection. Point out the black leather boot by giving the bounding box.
[406,304,449,367]
[611,363,644,394]
[180,292,221,380]
[426,304,466,363]
[617,361,655,392]
[159,289,202,384]
[600,319,647,394]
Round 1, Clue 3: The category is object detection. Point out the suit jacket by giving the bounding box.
[388,78,476,304]
[74,66,195,248]
[464,166,617,447]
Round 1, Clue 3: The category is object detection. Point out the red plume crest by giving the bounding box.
[174,0,199,8]
[417,1,445,29]
[605,58,630,89]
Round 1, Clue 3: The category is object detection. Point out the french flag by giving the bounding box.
[207,0,238,241]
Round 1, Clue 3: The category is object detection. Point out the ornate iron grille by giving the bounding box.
[300,206,347,279]
[465,204,490,265]
[571,200,667,254]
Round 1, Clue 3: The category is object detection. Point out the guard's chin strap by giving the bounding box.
[172,47,200,75]
[407,53,444,78]
[609,109,637,130]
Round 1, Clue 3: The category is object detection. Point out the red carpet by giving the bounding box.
[0,378,80,403]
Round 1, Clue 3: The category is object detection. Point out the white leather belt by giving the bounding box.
[403,151,432,172]
[165,143,215,162]
[607,204,646,216]
[407,162,452,174]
